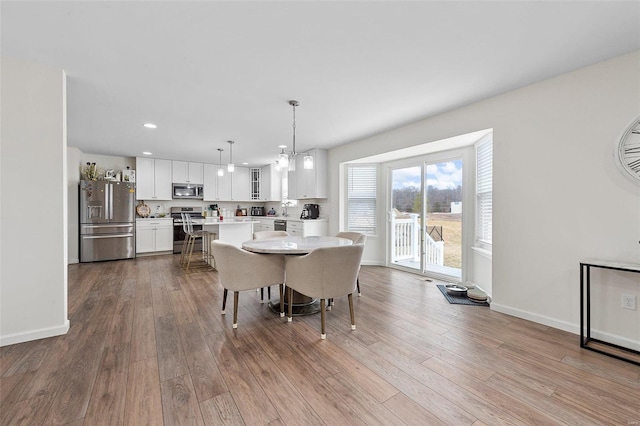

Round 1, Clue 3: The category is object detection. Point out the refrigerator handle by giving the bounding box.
[108,183,114,220]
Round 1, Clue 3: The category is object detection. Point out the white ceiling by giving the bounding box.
[2,1,639,167]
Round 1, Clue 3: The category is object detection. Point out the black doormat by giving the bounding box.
[436,285,489,306]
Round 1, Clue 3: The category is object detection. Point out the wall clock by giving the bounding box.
[617,116,640,185]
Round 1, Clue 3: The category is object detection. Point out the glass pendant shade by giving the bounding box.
[227,163,235,173]
[303,154,314,169]
[288,155,296,172]
[279,150,289,168]
[217,167,224,177]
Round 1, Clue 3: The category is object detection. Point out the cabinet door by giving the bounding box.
[172,161,188,183]
[188,162,204,184]
[203,163,217,201]
[154,159,173,200]
[136,157,156,200]
[136,227,155,253]
[261,164,282,201]
[231,167,250,201]
[218,171,231,201]
[155,226,174,251]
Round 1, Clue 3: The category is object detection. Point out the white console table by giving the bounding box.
[580,259,640,366]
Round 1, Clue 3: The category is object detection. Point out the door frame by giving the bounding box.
[384,146,474,282]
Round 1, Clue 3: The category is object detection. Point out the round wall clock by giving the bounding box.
[617,116,640,185]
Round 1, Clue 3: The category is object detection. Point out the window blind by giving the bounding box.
[348,165,377,235]
[476,139,492,245]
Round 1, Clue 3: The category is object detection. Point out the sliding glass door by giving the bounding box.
[389,154,464,280]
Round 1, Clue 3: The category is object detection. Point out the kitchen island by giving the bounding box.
[201,218,256,249]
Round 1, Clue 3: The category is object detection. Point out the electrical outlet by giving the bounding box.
[621,294,637,311]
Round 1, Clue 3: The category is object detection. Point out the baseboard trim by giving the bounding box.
[490,303,578,335]
[0,320,70,347]
[68,258,79,264]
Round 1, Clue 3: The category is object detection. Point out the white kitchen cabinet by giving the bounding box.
[172,161,203,184]
[203,163,231,201]
[260,164,282,201]
[136,219,173,253]
[287,148,327,200]
[136,157,172,200]
[286,220,327,237]
[231,167,250,201]
[254,218,275,233]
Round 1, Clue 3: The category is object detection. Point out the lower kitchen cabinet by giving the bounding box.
[254,219,275,233]
[286,220,327,237]
[136,218,173,253]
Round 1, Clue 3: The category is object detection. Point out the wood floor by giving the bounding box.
[1,254,639,425]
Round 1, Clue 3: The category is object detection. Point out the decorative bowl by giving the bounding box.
[445,283,468,297]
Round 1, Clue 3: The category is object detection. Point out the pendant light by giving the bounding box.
[288,100,299,172]
[303,153,314,169]
[227,140,235,172]
[278,145,289,169]
[217,148,224,177]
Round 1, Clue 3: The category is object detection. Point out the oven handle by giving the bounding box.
[82,234,134,239]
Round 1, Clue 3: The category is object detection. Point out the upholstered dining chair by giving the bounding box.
[285,244,364,339]
[253,230,290,304]
[335,231,366,296]
[210,240,285,328]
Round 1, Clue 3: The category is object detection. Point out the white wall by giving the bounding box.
[328,51,640,346]
[1,56,69,346]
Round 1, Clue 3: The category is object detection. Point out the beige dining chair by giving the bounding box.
[285,244,364,339]
[210,240,285,328]
[253,230,289,304]
[335,231,366,296]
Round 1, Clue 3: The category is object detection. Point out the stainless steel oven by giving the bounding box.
[274,220,287,231]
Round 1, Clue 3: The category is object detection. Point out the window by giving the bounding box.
[476,136,492,247]
[347,164,377,235]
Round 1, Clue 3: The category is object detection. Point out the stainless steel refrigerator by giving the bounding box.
[79,180,136,262]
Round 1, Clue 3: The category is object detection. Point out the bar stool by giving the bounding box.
[181,213,216,272]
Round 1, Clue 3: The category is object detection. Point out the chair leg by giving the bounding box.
[327,298,332,311]
[287,287,293,322]
[320,299,326,339]
[357,277,361,296]
[279,284,285,317]
[267,286,271,300]
[233,291,239,329]
[185,235,196,272]
[180,234,189,265]
[348,293,356,330]
[222,289,228,314]
[260,287,264,304]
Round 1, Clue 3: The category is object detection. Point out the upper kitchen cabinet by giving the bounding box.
[231,167,251,201]
[260,164,282,201]
[172,161,203,184]
[136,157,172,200]
[288,148,327,199]
[203,163,231,201]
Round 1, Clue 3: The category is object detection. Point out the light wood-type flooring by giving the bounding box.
[1,254,639,425]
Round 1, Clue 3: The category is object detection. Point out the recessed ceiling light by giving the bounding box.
[278,145,287,149]
[242,162,248,165]
[142,151,152,155]
[143,123,157,129]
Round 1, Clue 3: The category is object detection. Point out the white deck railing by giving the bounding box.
[391,213,443,266]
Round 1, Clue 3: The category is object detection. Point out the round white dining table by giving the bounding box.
[241,235,352,255]
[241,236,353,315]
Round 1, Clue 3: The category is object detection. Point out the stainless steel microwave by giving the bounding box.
[172,183,203,199]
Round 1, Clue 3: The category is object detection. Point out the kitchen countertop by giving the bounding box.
[198,218,258,225]
[136,217,172,220]
[248,217,327,222]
